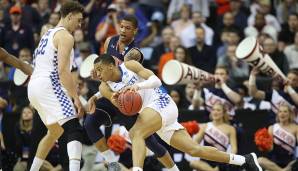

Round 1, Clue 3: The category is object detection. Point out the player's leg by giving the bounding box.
[62,118,84,171]
[190,160,218,171]
[169,129,262,171]
[30,122,64,171]
[122,115,179,170]
[257,157,283,171]
[129,108,163,170]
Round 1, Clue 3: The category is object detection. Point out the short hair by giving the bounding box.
[121,15,138,28]
[215,65,229,74]
[94,54,115,65]
[60,1,84,18]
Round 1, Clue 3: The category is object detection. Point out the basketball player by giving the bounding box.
[92,54,263,171]
[85,15,179,171]
[27,2,85,171]
[0,47,32,75]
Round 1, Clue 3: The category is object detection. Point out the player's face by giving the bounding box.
[68,12,83,32]
[277,105,290,123]
[211,104,224,121]
[94,62,113,82]
[119,20,136,42]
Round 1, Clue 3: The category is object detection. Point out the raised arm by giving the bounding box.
[248,68,265,100]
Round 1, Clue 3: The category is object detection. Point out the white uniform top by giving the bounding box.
[28,27,76,125]
[107,63,171,112]
[31,27,74,79]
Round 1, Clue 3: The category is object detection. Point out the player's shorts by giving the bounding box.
[141,96,184,144]
[28,77,76,125]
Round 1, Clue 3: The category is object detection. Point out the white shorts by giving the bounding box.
[141,97,184,144]
[28,77,76,125]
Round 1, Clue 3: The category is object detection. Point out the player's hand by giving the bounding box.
[86,96,97,114]
[111,92,120,108]
[74,97,84,118]
[90,69,100,81]
[120,85,140,93]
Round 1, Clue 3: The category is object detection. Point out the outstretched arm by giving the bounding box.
[0,48,33,75]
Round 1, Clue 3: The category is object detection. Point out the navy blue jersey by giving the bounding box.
[107,35,143,64]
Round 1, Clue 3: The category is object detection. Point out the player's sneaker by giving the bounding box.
[107,162,121,171]
[242,153,262,171]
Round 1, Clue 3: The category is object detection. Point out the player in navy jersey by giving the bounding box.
[249,68,298,122]
[84,15,179,171]
[92,54,262,171]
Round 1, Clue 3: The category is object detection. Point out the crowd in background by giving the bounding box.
[1,0,298,170]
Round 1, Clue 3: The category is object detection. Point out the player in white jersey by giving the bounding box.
[27,2,84,171]
[91,54,263,171]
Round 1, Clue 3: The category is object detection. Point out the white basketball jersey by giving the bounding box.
[107,63,170,110]
[31,27,74,79]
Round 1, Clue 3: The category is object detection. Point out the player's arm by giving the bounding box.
[55,31,79,99]
[0,48,33,75]
[99,82,119,108]
[248,68,265,100]
[103,36,112,53]
[229,126,238,154]
[124,60,162,90]
[124,48,143,63]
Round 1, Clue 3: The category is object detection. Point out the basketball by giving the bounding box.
[118,91,142,116]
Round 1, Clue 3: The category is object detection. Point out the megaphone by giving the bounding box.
[162,60,216,85]
[236,36,287,81]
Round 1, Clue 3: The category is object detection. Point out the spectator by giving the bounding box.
[278,13,298,49]
[191,102,237,171]
[13,106,34,171]
[284,32,298,70]
[1,5,34,56]
[258,104,298,171]
[150,26,174,70]
[167,0,210,23]
[217,44,249,84]
[199,66,242,116]
[33,0,51,25]
[230,0,248,30]
[169,87,190,109]
[188,27,217,73]
[171,4,196,48]
[276,0,298,25]
[48,12,60,27]
[192,11,214,46]
[157,36,180,78]
[247,0,281,32]
[249,68,298,122]
[261,36,289,74]
[245,12,278,42]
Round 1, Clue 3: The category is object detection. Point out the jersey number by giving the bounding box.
[36,38,48,55]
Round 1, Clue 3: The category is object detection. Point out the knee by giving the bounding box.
[129,128,146,140]
[257,157,267,165]
[47,128,63,140]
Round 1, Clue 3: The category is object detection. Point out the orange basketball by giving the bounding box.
[118,91,142,116]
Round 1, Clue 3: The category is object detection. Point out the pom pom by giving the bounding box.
[107,134,127,154]
[181,120,200,136]
[254,128,273,152]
